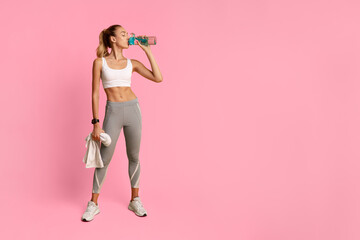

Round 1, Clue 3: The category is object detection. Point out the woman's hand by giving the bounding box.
[92,125,105,141]
[136,35,151,53]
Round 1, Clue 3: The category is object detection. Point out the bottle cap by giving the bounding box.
[128,33,136,45]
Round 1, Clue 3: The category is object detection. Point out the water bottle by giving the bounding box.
[128,33,157,46]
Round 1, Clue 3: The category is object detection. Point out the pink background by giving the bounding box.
[1,0,360,239]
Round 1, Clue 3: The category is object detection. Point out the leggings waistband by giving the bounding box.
[106,97,139,107]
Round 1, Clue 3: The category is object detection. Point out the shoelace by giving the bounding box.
[85,203,97,213]
[133,200,144,211]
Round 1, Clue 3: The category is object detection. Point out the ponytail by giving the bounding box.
[95,25,122,58]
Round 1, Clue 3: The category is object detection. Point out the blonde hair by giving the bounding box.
[96,24,122,58]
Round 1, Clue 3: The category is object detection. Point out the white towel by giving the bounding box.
[83,132,112,168]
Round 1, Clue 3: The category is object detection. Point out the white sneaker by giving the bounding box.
[81,200,100,221]
[128,197,147,217]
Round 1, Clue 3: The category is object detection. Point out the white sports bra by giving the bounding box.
[101,57,132,89]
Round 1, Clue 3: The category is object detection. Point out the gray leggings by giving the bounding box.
[92,97,142,194]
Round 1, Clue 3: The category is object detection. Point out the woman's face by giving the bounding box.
[113,27,130,49]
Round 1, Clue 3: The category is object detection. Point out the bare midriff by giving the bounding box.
[104,87,137,102]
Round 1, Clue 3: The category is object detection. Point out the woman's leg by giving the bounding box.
[91,103,123,201]
[123,100,142,201]
[131,188,139,201]
[91,193,99,205]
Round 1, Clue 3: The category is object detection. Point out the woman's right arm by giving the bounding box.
[91,58,104,141]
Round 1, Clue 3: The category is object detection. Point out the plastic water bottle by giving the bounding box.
[128,33,157,46]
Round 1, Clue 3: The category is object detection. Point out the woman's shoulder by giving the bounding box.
[94,57,105,63]
[92,57,104,71]
[130,58,141,66]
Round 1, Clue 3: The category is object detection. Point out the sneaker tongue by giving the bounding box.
[133,197,140,201]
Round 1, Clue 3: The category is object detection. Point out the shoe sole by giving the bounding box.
[128,205,147,217]
[81,208,100,222]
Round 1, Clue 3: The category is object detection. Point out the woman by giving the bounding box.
[81,24,163,221]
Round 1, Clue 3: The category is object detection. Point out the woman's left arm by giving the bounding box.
[132,37,163,83]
